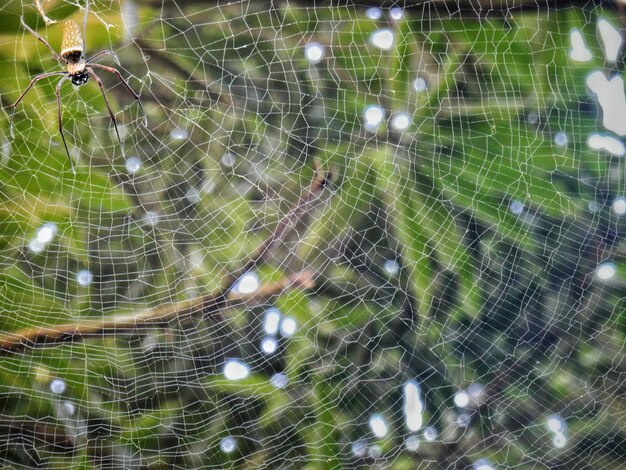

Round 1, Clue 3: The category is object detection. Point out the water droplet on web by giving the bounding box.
[305,42,325,64]
[587,133,625,156]
[598,19,623,63]
[405,434,420,452]
[170,127,189,141]
[364,105,385,132]
[413,77,428,92]
[391,112,412,131]
[383,259,400,275]
[454,390,470,408]
[569,29,592,62]
[260,336,278,354]
[404,381,424,432]
[596,261,617,280]
[223,360,250,380]
[270,372,288,389]
[613,197,626,215]
[366,7,382,20]
[76,269,93,287]
[546,414,566,433]
[125,156,141,174]
[390,7,404,20]
[221,152,236,168]
[263,308,281,335]
[280,317,297,337]
[588,201,600,213]
[553,132,568,147]
[369,29,394,50]
[552,431,567,448]
[234,272,259,294]
[423,426,438,441]
[509,200,524,216]
[369,413,388,438]
[220,437,237,453]
[50,378,66,395]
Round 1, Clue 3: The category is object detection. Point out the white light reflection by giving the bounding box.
[37,223,57,244]
[596,261,617,280]
[76,270,93,287]
[384,259,400,275]
[405,434,420,452]
[125,156,141,174]
[413,77,427,92]
[223,360,250,380]
[260,336,278,354]
[569,29,592,62]
[280,317,297,337]
[586,72,626,136]
[473,459,495,470]
[50,378,66,395]
[305,42,325,64]
[553,432,567,448]
[546,415,566,433]
[613,197,626,215]
[263,308,281,335]
[404,381,424,432]
[171,127,189,140]
[270,373,288,389]
[587,133,625,156]
[598,19,623,63]
[554,132,568,147]
[234,272,259,294]
[391,112,412,131]
[220,437,237,453]
[423,426,437,441]
[370,29,394,50]
[369,413,388,438]
[509,200,524,216]
[454,390,470,408]
[364,105,385,132]
[390,7,403,20]
[366,7,382,20]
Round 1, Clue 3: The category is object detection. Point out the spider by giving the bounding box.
[9,15,146,173]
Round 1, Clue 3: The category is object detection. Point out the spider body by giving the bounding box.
[9,17,146,173]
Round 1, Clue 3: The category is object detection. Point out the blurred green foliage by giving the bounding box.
[0,1,625,469]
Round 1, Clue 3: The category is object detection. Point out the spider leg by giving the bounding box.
[55,75,76,174]
[86,67,122,147]
[86,50,119,64]
[88,63,147,127]
[20,17,64,65]
[9,71,66,139]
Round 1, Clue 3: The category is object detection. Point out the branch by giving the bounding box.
[0,169,330,354]
[0,270,315,353]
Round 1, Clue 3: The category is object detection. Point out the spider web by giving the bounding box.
[0,0,625,468]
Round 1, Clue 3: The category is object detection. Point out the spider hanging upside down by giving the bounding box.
[9,17,146,173]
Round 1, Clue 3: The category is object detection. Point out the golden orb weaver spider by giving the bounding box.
[9,9,146,174]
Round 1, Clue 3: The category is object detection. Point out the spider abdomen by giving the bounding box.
[70,71,89,86]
